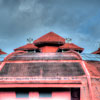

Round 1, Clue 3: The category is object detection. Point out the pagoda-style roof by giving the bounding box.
[0,32,100,100]
[34,32,65,46]
[59,43,84,52]
[92,48,100,54]
[0,49,7,55]
[14,43,38,51]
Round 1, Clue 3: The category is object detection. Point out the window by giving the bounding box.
[71,88,80,99]
[39,91,52,98]
[16,92,29,98]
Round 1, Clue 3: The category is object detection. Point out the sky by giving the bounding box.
[0,0,100,54]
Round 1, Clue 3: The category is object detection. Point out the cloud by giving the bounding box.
[0,0,100,53]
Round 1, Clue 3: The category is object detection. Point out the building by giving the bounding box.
[92,48,100,54]
[0,49,6,55]
[0,32,100,100]
[0,49,7,64]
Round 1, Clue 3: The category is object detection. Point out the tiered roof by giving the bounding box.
[0,31,100,100]
[59,43,84,52]
[34,32,65,45]
[0,49,7,55]
[92,48,100,54]
[14,43,38,51]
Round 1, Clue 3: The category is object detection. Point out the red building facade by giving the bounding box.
[0,32,100,100]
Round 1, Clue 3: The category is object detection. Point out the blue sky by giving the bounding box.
[0,0,100,53]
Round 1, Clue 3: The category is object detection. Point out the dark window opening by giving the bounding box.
[39,92,52,98]
[39,88,52,98]
[16,92,29,98]
[71,88,80,100]
[36,43,63,47]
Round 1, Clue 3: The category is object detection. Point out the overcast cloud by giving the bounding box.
[0,0,100,53]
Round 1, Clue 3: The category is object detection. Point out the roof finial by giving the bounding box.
[27,37,33,43]
[65,38,72,43]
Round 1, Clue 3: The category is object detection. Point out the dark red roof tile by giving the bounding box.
[59,43,84,51]
[34,32,65,45]
[92,48,100,54]
[14,43,38,51]
[0,49,7,54]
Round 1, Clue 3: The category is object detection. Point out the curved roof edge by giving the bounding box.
[3,50,82,61]
[64,50,82,60]
[4,50,26,61]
